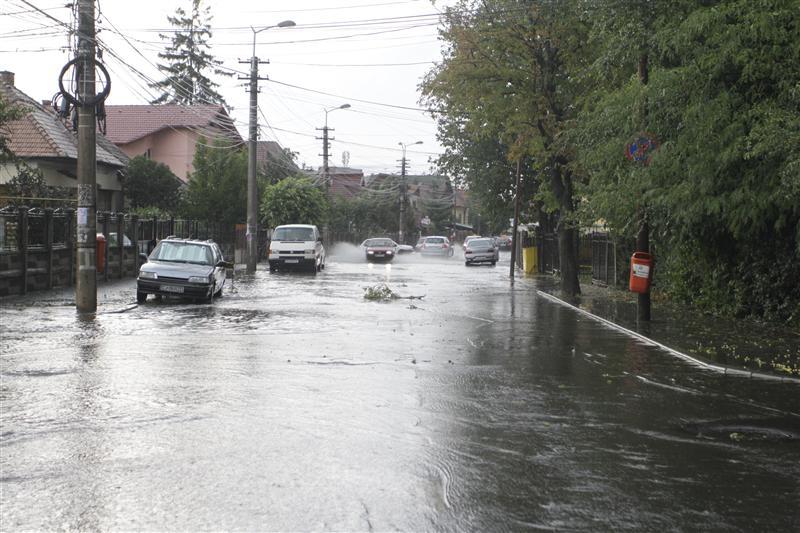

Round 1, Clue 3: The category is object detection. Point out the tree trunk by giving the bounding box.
[558,224,581,296]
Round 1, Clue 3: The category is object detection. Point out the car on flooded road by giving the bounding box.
[268,224,326,273]
[464,237,499,266]
[361,238,399,262]
[136,238,230,303]
[419,236,454,257]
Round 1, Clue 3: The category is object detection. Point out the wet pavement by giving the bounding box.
[1,247,799,531]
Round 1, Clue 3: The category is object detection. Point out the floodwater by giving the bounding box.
[1,247,798,531]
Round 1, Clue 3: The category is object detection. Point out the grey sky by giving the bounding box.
[2,0,453,175]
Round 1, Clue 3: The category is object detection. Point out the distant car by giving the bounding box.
[497,235,513,250]
[361,238,398,262]
[464,237,499,266]
[136,237,230,303]
[420,236,454,257]
[414,237,426,252]
[96,232,132,247]
[396,243,414,254]
[463,235,482,248]
[268,224,325,273]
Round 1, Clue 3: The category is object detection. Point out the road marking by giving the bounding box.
[536,290,800,384]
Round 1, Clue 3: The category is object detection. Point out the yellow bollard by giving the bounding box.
[522,247,537,274]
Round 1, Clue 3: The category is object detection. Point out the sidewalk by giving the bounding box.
[534,275,800,380]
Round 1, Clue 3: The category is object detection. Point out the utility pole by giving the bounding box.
[510,159,521,279]
[75,0,97,313]
[399,155,407,244]
[318,104,350,191]
[241,20,295,274]
[398,141,422,244]
[636,53,651,322]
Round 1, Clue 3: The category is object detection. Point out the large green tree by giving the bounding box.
[123,156,181,212]
[422,0,588,294]
[577,0,800,322]
[260,177,329,228]
[150,0,231,107]
[181,139,247,227]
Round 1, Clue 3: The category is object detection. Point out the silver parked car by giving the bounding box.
[419,236,454,257]
[464,237,499,266]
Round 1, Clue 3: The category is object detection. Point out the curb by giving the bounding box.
[536,290,800,384]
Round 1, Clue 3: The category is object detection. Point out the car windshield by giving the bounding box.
[273,227,315,241]
[364,239,395,247]
[469,239,493,247]
[152,242,213,265]
[425,237,445,244]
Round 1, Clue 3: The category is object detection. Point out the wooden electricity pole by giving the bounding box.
[510,159,521,279]
[636,53,651,322]
[75,0,97,313]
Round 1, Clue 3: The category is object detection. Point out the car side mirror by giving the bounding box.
[139,253,148,263]
[317,237,323,243]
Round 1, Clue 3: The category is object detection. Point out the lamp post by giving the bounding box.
[319,103,351,190]
[398,140,423,244]
[245,19,295,274]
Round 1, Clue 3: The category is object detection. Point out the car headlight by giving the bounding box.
[386,250,393,254]
[188,276,210,284]
[139,271,157,280]
[367,250,374,254]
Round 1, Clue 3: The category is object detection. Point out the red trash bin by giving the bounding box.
[629,252,653,293]
[96,233,106,274]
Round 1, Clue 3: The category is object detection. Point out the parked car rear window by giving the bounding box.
[469,238,493,247]
[425,237,445,244]
[364,239,395,247]
[273,227,315,241]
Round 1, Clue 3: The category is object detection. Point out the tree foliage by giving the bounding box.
[181,139,247,227]
[150,0,231,107]
[122,156,181,212]
[260,177,329,228]
[423,0,800,322]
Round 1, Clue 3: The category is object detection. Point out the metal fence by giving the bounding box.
[0,206,242,297]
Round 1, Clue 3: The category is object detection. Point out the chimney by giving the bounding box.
[0,71,14,86]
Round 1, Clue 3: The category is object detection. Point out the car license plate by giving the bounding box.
[285,259,299,264]
[375,253,384,257]
[160,284,184,294]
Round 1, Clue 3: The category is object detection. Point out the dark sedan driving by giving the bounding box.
[361,238,398,262]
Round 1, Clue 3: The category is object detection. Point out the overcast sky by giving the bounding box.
[2,0,455,175]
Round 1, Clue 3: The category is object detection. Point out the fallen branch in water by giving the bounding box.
[363,284,425,301]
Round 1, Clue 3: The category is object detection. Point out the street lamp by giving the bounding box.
[246,19,295,274]
[398,140,423,244]
[321,103,351,188]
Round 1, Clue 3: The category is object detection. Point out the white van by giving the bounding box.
[268,224,326,273]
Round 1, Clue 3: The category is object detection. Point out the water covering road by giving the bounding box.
[1,248,798,531]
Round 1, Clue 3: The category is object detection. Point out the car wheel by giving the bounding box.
[137,291,147,303]
[205,283,215,303]
[215,283,223,297]
[269,264,277,272]
[491,261,496,266]
[465,261,470,266]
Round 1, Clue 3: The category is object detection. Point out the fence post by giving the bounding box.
[19,207,28,295]
[101,212,110,281]
[132,215,140,271]
[45,208,54,289]
[169,217,175,237]
[66,208,74,286]
[115,212,123,278]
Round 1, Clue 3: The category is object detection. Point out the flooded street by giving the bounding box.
[1,249,798,531]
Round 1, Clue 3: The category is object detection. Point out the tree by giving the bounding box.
[181,139,247,227]
[260,177,329,229]
[150,0,231,107]
[422,0,588,294]
[122,156,181,212]
[577,0,800,322]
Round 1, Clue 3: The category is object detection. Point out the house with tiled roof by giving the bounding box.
[104,104,243,183]
[324,167,364,199]
[256,140,300,180]
[0,71,128,210]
